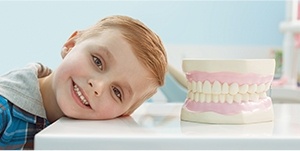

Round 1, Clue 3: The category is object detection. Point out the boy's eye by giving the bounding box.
[112,86,122,101]
[93,56,103,70]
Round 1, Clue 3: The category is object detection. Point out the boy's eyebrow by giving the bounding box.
[98,46,113,62]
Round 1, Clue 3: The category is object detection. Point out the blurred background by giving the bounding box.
[0,1,284,73]
[0,1,290,102]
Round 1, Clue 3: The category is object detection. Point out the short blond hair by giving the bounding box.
[77,15,167,101]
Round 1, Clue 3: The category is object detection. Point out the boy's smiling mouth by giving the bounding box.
[72,82,91,108]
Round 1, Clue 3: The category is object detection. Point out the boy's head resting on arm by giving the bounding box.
[40,15,167,121]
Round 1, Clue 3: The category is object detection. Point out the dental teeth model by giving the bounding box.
[180,59,275,124]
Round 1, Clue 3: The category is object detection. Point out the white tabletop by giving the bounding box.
[34,102,300,150]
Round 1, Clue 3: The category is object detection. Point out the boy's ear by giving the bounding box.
[61,31,81,58]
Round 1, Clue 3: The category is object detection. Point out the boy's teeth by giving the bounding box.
[73,84,89,106]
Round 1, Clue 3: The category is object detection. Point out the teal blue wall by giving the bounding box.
[0,1,285,72]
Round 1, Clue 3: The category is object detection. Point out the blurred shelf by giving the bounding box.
[271,85,300,103]
[280,21,300,33]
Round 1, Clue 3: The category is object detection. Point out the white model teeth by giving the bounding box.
[187,80,272,103]
[73,84,89,106]
[188,80,271,95]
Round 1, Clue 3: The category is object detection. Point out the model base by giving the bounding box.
[180,106,274,124]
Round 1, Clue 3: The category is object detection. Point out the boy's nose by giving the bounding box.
[88,80,101,96]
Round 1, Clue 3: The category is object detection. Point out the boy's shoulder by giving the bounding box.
[0,63,48,119]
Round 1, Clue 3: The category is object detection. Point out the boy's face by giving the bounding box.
[52,29,154,120]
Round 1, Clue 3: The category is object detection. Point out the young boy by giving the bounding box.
[0,15,167,149]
